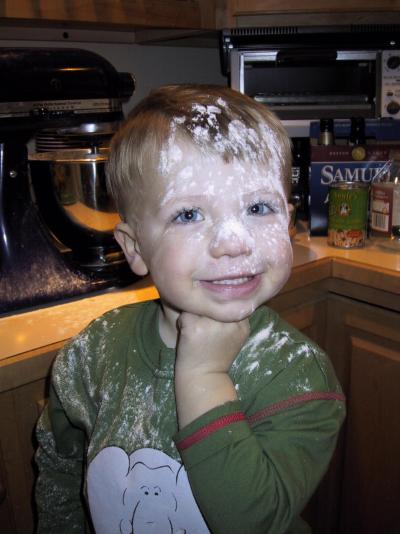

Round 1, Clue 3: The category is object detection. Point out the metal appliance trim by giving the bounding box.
[337,51,377,61]
[235,50,377,63]
[267,104,372,111]
[0,98,121,118]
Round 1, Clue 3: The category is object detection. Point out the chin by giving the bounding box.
[205,302,260,323]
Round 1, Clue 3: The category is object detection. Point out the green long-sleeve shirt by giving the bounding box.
[35,300,345,533]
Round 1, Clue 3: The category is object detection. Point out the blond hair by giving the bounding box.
[107,84,292,219]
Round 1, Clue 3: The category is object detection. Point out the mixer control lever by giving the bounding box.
[31,107,49,117]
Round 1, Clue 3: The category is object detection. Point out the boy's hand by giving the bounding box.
[176,313,250,373]
[174,313,250,428]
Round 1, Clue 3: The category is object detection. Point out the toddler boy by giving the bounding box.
[36,85,345,534]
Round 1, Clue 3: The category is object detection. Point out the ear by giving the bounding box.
[114,222,149,276]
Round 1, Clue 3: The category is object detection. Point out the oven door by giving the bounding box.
[230,49,377,120]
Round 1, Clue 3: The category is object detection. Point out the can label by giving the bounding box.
[328,183,369,248]
[370,183,400,237]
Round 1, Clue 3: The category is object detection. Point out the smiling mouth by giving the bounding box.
[210,276,254,285]
[199,274,261,298]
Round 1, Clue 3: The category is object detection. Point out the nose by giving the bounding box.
[209,219,253,259]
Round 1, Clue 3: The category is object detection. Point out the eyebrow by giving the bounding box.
[160,193,209,209]
[162,188,282,203]
[242,188,283,198]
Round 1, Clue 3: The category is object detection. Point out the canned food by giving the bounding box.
[370,181,400,238]
[327,182,369,248]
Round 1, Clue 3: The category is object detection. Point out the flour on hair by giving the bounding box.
[157,101,284,186]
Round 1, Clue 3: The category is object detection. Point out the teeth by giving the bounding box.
[212,277,251,285]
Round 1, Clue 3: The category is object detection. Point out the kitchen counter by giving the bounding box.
[1,229,399,362]
[293,230,400,272]
[292,230,400,296]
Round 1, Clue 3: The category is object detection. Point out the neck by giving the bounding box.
[158,302,179,349]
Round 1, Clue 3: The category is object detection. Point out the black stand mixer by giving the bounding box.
[0,48,137,315]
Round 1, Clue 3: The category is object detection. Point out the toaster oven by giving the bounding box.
[221,25,400,123]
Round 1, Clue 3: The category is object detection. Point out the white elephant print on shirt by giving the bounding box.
[120,461,180,533]
[87,447,209,534]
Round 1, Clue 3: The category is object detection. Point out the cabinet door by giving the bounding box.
[326,296,400,534]
[223,1,400,28]
[0,339,66,534]
[0,0,216,29]
[273,295,343,534]
[0,445,14,533]
[228,0,400,16]
[0,378,48,533]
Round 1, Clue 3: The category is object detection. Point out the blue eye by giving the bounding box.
[173,208,204,224]
[247,202,274,216]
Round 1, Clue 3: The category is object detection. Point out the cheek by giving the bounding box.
[256,220,292,259]
[274,239,293,272]
[145,234,198,282]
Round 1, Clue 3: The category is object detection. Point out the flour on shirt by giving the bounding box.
[55,314,177,458]
[231,317,319,394]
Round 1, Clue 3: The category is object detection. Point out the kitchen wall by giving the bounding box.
[0,38,227,113]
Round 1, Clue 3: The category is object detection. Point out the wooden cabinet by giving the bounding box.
[0,446,13,533]
[0,380,47,532]
[269,279,400,534]
[2,0,400,35]
[0,0,218,30]
[0,342,62,533]
[227,0,398,16]
[325,296,400,534]
[223,0,400,28]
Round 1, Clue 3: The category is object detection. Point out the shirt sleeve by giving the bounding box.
[34,306,137,533]
[35,384,87,533]
[173,347,345,534]
[35,337,94,534]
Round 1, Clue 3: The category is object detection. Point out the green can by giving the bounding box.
[327,182,369,248]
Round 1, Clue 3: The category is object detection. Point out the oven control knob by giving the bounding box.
[387,100,400,115]
[387,55,400,70]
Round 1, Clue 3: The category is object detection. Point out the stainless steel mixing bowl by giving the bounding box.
[29,148,123,270]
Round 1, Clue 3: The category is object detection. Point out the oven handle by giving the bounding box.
[276,48,337,65]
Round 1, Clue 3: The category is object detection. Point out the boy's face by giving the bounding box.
[118,146,292,326]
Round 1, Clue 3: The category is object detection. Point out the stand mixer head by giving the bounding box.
[0,47,136,314]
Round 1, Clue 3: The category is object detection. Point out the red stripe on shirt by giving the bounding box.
[176,392,344,451]
[176,411,246,451]
[248,391,345,425]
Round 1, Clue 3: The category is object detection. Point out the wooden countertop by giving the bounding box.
[0,277,159,363]
[291,231,400,295]
[1,230,399,362]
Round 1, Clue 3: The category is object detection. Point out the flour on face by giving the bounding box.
[157,100,286,200]
[210,217,256,253]
[135,98,292,333]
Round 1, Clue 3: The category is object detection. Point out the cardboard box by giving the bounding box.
[309,145,391,236]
